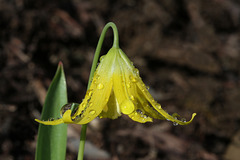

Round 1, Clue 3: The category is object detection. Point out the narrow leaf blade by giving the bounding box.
[35,62,68,160]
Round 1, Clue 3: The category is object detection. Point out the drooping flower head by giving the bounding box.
[36,47,196,125]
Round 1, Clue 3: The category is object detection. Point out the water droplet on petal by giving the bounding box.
[105,97,109,102]
[120,100,135,115]
[136,109,143,114]
[100,55,105,61]
[97,83,104,90]
[126,83,131,88]
[129,75,137,83]
[48,118,54,121]
[93,79,97,84]
[86,117,91,120]
[155,104,161,109]
[173,122,179,126]
[87,90,93,97]
[94,74,100,80]
[130,95,135,101]
[60,103,79,117]
[89,102,93,107]
[146,86,150,90]
[89,110,96,115]
[60,104,71,116]
[181,118,186,122]
[143,102,149,107]
[133,68,139,75]
[81,102,86,107]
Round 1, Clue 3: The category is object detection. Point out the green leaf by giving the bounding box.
[35,62,68,160]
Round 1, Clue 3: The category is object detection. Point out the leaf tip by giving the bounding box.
[57,61,65,73]
[58,61,63,67]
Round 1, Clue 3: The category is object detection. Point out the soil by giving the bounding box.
[1,0,240,160]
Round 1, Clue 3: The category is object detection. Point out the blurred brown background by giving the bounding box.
[1,0,240,160]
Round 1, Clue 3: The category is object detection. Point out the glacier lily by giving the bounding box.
[36,47,196,125]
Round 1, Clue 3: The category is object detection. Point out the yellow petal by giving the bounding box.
[99,91,121,119]
[35,118,64,125]
[61,110,74,123]
[35,109,76,125]
[128,110,153,123]
[118,49,163,119]
[73,48,116,124]
[118,48,196,125]
[120,100,135,115]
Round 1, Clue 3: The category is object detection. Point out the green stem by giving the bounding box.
[77,22,119,160]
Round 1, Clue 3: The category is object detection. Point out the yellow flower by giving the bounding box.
[35,47,196,125]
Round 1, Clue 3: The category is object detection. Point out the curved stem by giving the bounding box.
[87,22,119,88]
[77,22,119,160]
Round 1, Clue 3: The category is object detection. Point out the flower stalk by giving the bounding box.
[77,22,119,160]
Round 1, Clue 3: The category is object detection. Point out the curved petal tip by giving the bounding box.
[35,118,64,125]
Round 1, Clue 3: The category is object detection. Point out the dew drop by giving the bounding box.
[60,103,72,117]
[133,68,139,75]
[120,100,135,115]
[86,117,91,120]
[97,83,104,89]
[100,55,105,61]
[136,109,143,114]
[48,118,54,121]
[130,95,135,101]
[143,102,149,107]
[126,83,131,88]
[89,110,96,115]
[92,80,96,84]
[172,117,179,126]
[155,104,161,109]
[60,103,79,117]
[94,74,100,80]
[105,97,109,102]
[146,85,150,90]
[129,75,137,83]
[87,90,93,97]
[181,118,186,122]
[173,122,179,126]
[89,102,93,107]
[81,102,86,107]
